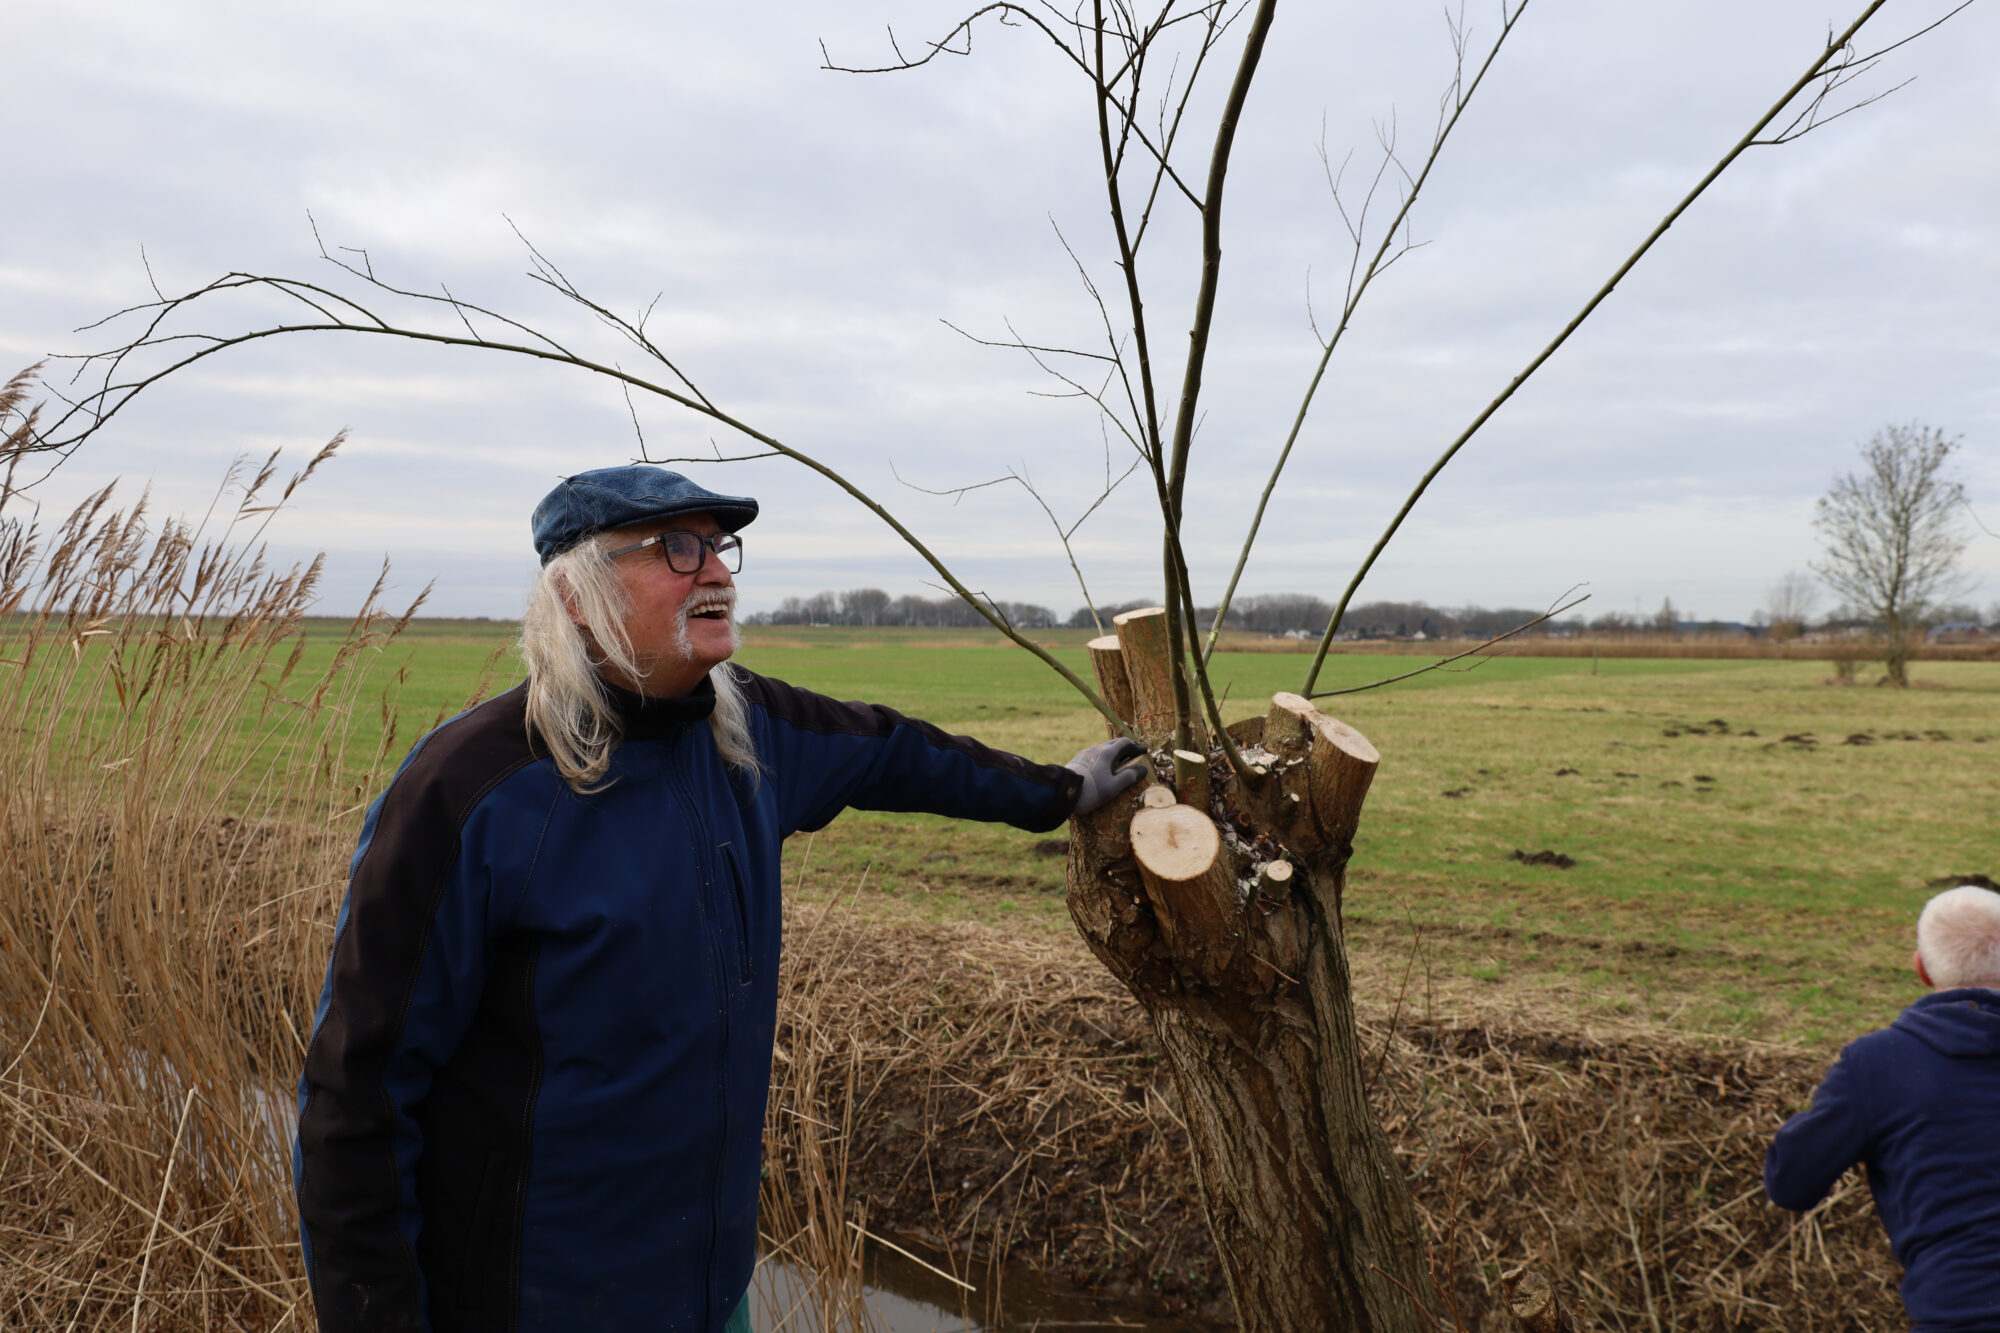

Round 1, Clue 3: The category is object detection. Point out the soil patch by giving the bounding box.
[1509,848,1576,869]
[768,908,1901,1331]
[1927,873,1998,890]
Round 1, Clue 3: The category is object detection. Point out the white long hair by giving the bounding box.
[518,532,758,793]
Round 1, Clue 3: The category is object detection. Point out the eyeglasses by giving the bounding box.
[604,529,744,574]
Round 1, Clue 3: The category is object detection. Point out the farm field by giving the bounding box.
[330,619,2000,1050]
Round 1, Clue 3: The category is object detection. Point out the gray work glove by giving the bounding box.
[1065,737,1149,815]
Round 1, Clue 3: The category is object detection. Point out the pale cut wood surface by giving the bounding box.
[1086,634,1135,740]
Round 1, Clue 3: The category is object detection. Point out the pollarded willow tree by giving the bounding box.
[11,2,1975,1328]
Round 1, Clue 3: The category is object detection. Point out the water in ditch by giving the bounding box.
[750,1239,1220,1332]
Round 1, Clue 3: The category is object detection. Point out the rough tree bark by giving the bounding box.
[1068,610,1435,1332]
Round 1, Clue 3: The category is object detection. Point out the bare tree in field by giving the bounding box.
[9,1,1977,1327]
[1812,423,1972,685]
[1764,571,1821,640]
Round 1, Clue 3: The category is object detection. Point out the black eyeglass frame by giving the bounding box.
[603,529,744,574]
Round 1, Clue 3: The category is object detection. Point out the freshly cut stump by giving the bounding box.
[1114,607,1204,750]
[1501,1268,1578,1333]
[1173,749,1210,813]
[1130,804,1238,971]
[1086,635,1135,740]
[1265,692,1381,852]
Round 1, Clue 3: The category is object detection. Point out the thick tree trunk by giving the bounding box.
[1065,644,1438,1331]
[1881,614,1910,686]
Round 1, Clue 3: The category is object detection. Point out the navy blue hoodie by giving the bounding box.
[1765,988,2000,1332]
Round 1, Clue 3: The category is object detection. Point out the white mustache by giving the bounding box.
[682,589,736,618]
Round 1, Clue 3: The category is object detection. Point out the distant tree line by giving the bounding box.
[745,587,2000,639]
[746,589,1062,629]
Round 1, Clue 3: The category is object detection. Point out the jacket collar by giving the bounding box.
[603,674,716,741]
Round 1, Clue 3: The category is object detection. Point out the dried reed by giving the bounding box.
[0,449,426,1331]
[765,906,1906,1332]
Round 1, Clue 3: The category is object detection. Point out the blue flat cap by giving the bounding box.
[532,466,759,565]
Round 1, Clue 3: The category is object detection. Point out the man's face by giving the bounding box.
[597,510,740,697]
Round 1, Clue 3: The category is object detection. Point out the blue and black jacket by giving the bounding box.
[1764,988,2000,1332]
[293,670,1080,1333]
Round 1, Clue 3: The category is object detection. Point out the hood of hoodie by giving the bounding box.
[1893,987,2000,1058]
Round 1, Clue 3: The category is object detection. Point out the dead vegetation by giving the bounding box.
[0,454,424,1331]
[764,899,1904,1332]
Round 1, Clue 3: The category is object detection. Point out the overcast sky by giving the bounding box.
[6,0,1997,622]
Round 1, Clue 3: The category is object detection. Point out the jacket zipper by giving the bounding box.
[664,754,732,1328]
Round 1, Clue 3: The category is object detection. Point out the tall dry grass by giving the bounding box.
[0,454,894,1332]
[764,908,1907,1332]
[756,878,1015,1333]
[0,448,427,1330]
[754,882,881,1333]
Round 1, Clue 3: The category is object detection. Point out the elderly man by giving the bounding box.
[1764,884,2000,1332]
[293,466,1144,1333]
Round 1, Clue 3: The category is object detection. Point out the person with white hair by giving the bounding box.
[1765,883,2000,1331]
[291,466,1147,1333]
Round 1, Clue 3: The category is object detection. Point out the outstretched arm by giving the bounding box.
[1764,1050,1871,1211]
[739,671,1100,836]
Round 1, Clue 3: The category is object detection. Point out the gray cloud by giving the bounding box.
[5,0,1996,622]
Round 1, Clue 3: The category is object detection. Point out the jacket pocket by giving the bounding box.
[719,842,754,986]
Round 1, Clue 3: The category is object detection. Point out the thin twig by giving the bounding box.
[1309,593,1588,698]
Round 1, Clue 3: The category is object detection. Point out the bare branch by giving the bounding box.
[1301,0,1916,695]
[139,245,165,303]
[891,455,1141,634]
[1048,218,1154,463]
[1205,0,1530,662]
[1307,593,1590,699]
[14,250,1142,736]
[822,2,1209,210]
[888,462,1021,504]
[1163,0,1275,527]
[643,443,786,465]
[618,373,648,457]
[439,283,481,341]
[1754,2,1972,146]
[937,319,1121,365]
[1854,0,1979,62]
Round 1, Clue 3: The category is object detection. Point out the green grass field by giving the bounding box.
[335,621,2000,1050]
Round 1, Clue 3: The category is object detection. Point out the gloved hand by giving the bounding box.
[1064,737,1149,815]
